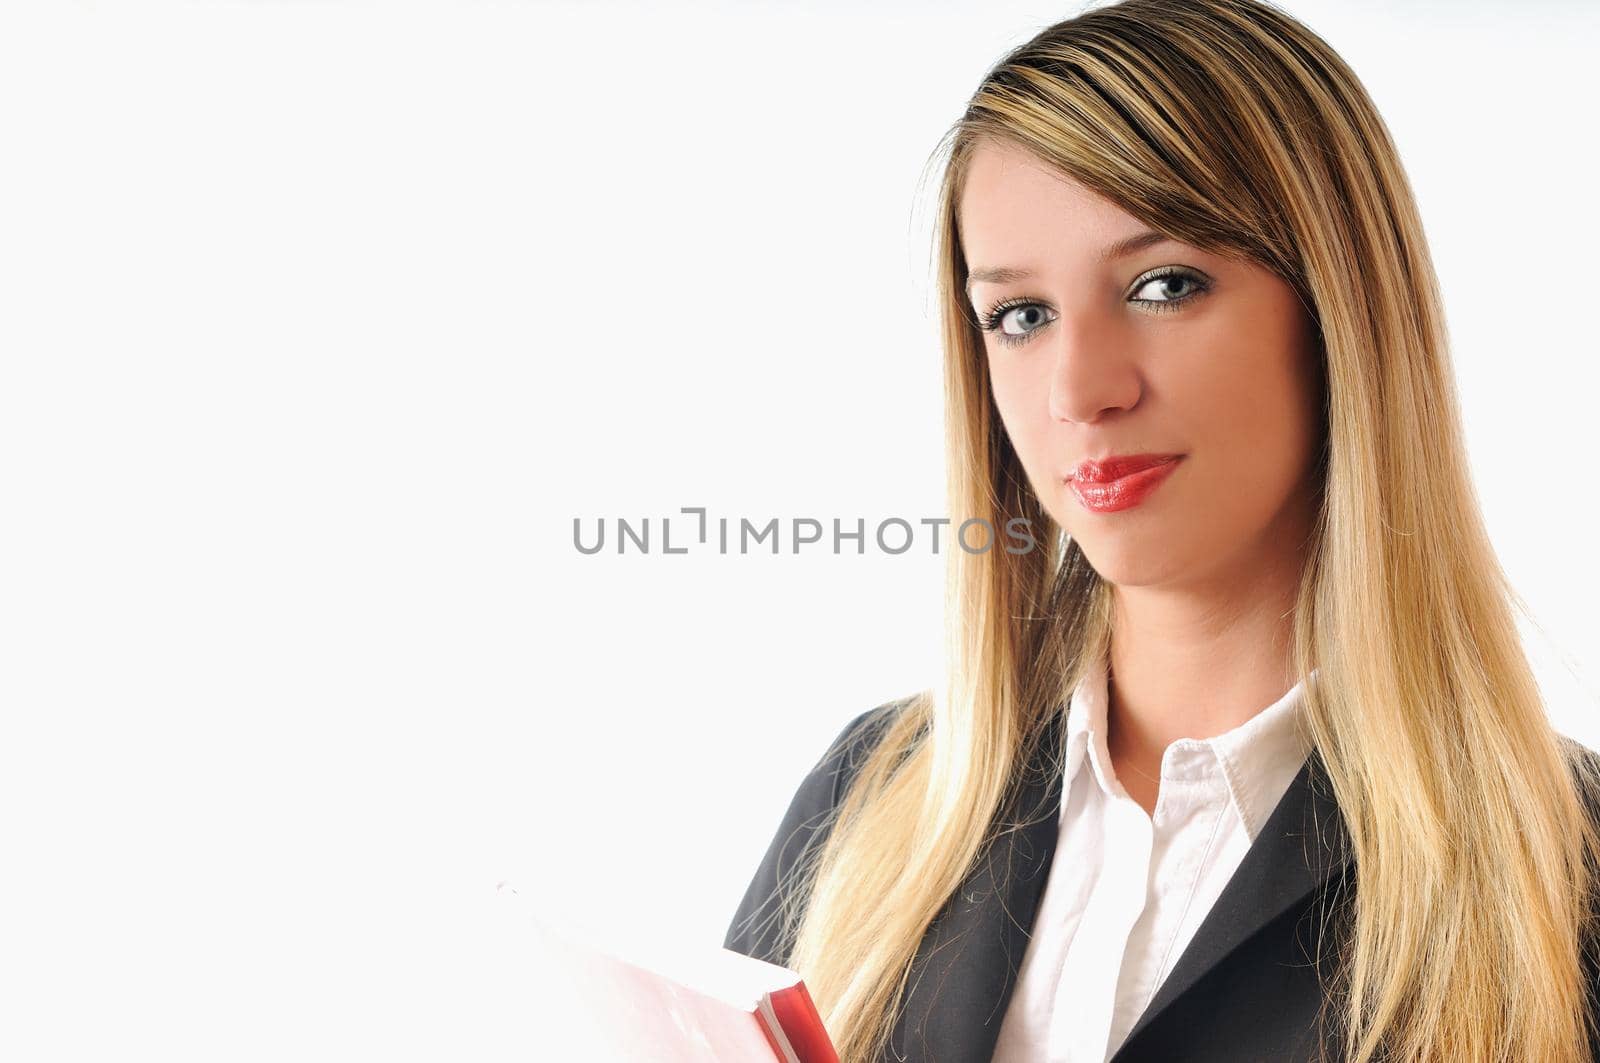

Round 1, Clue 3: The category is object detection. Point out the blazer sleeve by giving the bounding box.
[722,700,906,967]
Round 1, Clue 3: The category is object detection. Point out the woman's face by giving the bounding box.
[957,140,1324,590]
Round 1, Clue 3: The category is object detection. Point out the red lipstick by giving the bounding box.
[1067,453,1184,514]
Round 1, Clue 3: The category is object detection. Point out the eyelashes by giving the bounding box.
[974,266,1213,349]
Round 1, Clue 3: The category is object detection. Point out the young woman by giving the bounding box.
[724,1,1600,1060]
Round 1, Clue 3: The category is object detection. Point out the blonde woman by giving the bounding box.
[724,1,1600,1061]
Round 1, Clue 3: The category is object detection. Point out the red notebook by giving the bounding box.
[506,883,839,1062]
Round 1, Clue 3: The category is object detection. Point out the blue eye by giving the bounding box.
[1130,268,1210,308]
[974,266,1212,349]
[978,299,1055,347]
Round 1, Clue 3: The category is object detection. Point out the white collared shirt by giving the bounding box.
[990,654,1315,1063]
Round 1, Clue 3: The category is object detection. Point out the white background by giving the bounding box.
[2,1,1596,1058]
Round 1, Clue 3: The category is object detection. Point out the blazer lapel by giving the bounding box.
[887,719,1353,1063]
[1114,745,1354,1055]
[888,709,1069,1063]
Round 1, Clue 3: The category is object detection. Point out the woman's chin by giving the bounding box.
[1075,539,1192,589]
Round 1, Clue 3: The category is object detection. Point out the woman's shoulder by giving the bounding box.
[1557,733,1600,1053]
[1557,733,1600,821]
[783,694,921,828]
[721,693,920,963]
[818,696,919,797]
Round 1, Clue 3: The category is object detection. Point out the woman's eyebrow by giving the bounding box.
[964,229,1178,297]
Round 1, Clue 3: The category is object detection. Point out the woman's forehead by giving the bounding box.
[957,142,1148,258]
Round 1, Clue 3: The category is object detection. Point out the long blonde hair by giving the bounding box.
[776,1,1600,1059]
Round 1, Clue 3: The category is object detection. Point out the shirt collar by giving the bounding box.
[1061,652,1316,842]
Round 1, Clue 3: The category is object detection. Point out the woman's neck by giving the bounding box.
[1103,560,1303,811]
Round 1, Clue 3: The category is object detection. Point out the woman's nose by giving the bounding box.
[1045,315,1142,424]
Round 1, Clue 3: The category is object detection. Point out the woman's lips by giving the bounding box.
[1067,455,1184,513]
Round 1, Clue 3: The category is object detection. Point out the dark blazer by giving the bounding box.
[724,701,1600,1063]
